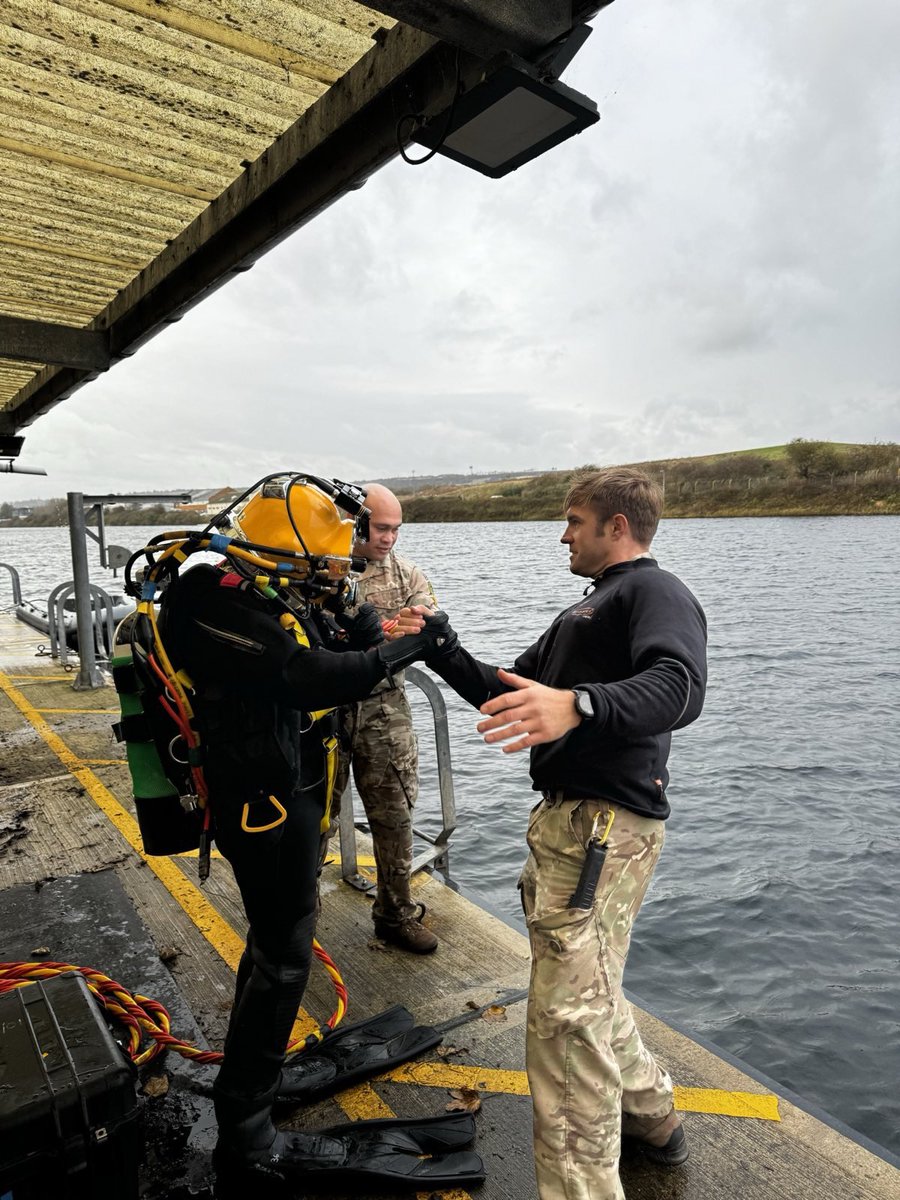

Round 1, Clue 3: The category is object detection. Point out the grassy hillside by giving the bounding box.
[3,443,896,528]
[398,443,900,522]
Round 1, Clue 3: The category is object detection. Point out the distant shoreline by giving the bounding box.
[4,505,899,530]
[4,441,898,526]
[399,492,900,523]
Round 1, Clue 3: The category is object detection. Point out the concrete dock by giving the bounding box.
[1,609,898,1199]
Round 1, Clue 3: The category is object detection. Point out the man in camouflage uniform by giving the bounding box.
[334,483,439,953]
[421,468,707,1199]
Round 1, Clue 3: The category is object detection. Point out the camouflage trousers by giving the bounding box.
[333,686,418,923]
[519,797,672,1200]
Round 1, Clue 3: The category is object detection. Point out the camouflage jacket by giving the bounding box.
[350,551,436,692]
[352,551,436,619]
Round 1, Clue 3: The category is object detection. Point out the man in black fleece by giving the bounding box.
[423,467,707,1200]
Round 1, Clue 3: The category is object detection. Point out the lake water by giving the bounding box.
[2,516,899,1157]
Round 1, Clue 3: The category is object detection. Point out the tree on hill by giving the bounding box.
[786,438,899,479]
[844,442,900,472]
[674,453,783,482]
[785,438,825,479]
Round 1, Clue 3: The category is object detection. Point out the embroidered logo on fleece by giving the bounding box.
[571,605,595,619]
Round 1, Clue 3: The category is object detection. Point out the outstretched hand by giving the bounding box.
[385,605,430,640]
[476,669,581,754]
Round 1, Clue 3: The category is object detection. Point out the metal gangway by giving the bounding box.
[337,666,458,889]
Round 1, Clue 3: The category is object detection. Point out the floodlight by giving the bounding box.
[412,54,599,178]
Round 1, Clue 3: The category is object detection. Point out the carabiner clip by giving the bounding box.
[589,808,615,847]
[240,795,288,833]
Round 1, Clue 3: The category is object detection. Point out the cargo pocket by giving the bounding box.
[387,741,418,811]
[527,903,608,1037]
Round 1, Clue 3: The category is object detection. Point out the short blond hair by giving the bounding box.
[564,467,663,546]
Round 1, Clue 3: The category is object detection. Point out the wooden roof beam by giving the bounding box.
[0,316,110,372]
[368,2,614,59]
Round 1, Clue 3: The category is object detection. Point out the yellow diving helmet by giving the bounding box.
[227,473,369,594]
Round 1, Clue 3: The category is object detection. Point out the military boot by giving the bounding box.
[621,1108,689,1166]
[373,901,438,954]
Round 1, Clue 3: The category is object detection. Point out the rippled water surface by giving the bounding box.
[2,517,899,1155]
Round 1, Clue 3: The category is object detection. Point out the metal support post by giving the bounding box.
[67,492,105,690]
[338,785,375,893]
[96,502,107,568]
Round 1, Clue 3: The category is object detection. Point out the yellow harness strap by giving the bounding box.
[280,610,339,833]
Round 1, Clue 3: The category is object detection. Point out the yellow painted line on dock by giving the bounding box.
[326,853,378,868]
[332,1081,396,1121]
[385,1061,529,1095]
[674,1086,780,1121]
[380,1063,780,1121]
[5,674,73,683]
[79,758,127,766]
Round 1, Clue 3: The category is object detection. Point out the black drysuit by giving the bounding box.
[160,564,387,1143]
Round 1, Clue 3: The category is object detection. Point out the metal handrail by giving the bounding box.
[46,581,118,666]
[0,562,23,606]
[338,666,458,890]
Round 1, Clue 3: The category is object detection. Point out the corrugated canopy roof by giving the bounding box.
[0,1,606,437]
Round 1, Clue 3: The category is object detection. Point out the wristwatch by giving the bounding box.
[572,687,595,720]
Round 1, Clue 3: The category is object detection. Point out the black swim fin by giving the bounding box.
[278,1004,442,1105]
[213,1111,485,1195]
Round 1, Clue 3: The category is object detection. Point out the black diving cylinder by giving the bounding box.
[111,616,201,856]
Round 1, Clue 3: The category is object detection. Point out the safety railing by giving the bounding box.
[0,562,23,606]
[337,666,458,891]
[46,582,118,668]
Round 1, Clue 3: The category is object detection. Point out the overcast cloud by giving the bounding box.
[6,0,899,500]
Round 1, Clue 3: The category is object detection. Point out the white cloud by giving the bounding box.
[5,0,898,501]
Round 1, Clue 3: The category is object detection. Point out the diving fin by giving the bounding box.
[278,1004,442,1105]
[213,1111,485,1195]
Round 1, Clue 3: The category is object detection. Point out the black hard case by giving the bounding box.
[0,971,140,1199]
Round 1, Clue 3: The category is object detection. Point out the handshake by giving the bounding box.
[377,607,459,683]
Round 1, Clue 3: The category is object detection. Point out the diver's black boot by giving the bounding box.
[212,1093,286,1198]
[213,1112,485,1196]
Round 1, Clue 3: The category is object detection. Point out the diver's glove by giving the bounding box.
[376,611,458,685]
[333,602,384,650]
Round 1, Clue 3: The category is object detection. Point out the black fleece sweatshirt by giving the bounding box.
[431,558,707,820]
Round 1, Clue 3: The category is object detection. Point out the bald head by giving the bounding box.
[358,483,403,562]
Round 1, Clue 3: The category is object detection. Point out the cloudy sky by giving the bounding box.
[7,0,899,501]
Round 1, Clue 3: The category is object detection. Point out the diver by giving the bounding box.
[122,473,477,1193]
